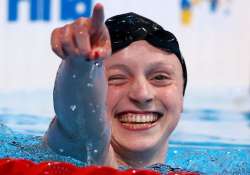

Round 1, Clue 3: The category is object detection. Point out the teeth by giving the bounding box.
[118,113,158,123]
[122,123,153,129]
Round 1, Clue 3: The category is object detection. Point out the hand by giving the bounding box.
[51,3,111,60]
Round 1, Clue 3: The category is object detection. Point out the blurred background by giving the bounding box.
[0,0,249,92]
[0,0,249,142]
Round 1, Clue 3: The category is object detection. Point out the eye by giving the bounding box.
[108,75,128,85]
[150,73,171,86]
[154,74,168,80]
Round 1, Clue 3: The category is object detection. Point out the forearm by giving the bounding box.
[45,58,111,164]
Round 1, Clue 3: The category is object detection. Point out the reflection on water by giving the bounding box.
[191,109,220,121]
[244,111,250,126]
[0,113,49,135]
[0,122,249,174]
[0,108,249,145]
[171,108,250,145]
[0,126,85,166]
[167,143,250,174]
[0,88,249,174]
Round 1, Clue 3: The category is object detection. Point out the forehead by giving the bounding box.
[105,40,182,72]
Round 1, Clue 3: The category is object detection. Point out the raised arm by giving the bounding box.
[43,4,115,166]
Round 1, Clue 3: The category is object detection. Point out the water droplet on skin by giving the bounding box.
[89,64,95,79]
[86,142,93,165]
[70,105,77,111]
[88,60,102,79]
[87,83,94,87]
[94,61,102,67]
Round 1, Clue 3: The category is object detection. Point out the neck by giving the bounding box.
[113,143,168,168]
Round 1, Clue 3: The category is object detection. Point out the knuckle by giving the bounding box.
[61,29,72,46]
[63,23,69,29]
[51,28,60,41]
[61,37,71,46]
[73,18,90,30]
[75,17,87,25]
[66,23,72,29]
[51,28,60,35]
[51,44,59,52]
[52,46,62,58]
[62,24,70,34]
[51,29,56,37]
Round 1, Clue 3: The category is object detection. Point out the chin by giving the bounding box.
[111,130,165,153]
[125,140,160,152]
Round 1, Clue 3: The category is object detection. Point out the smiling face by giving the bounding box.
[104,40,184,163]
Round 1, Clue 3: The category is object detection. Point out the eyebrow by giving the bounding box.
[106,61,175,75]
[145,61,175,74]
[106,64,132,74]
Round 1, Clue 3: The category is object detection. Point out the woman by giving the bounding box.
[44,3,187,169]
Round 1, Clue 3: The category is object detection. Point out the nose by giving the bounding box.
[128,78,154,106]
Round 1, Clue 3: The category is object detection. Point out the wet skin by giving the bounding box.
[45,3,184,168]
[105,40,184,167]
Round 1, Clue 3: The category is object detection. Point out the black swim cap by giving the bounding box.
[105,12,187,95]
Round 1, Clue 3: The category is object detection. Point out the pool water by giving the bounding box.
[0,88,250,174]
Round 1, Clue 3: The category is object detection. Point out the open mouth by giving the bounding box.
[115,112,163,130]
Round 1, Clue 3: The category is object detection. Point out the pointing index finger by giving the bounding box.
[91,3,105,33]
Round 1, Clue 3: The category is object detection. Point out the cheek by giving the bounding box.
[106,86,127,115]
[160,89,183,137]
[106,88,115,115]
[160,86,183,113]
